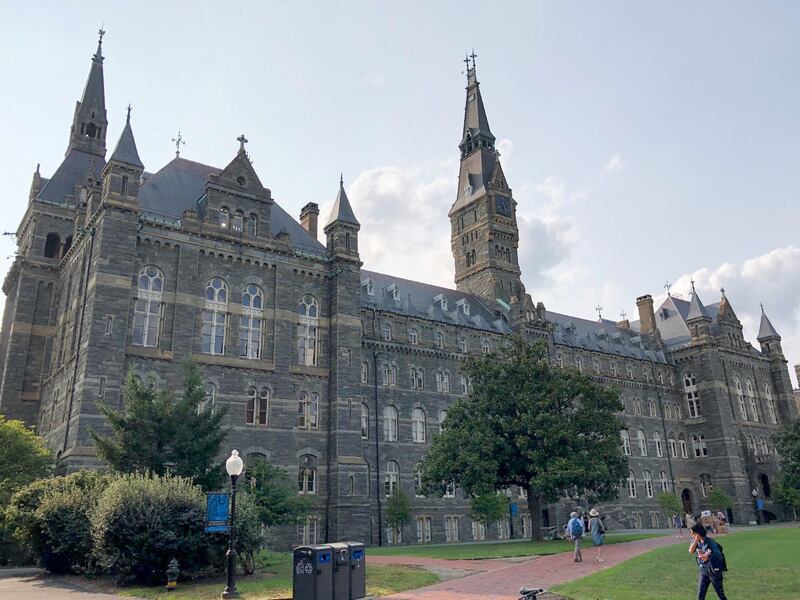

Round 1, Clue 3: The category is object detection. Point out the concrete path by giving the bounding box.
[379,534,685,600]
[0,572,144,600]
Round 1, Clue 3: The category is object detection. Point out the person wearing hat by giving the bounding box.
[588,508,606,562]
[688,523,728,600]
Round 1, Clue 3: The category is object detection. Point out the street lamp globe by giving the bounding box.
[226,450,244,477]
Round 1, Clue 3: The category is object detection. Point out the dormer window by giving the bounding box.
[365,279,375,296]
[434,294,448,311]
[387,284,400,302]
[457,299,470,315]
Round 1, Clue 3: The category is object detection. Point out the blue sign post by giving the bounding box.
[206,492,230,533]
[510,503,518,517]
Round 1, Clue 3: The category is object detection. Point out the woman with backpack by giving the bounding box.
[689,523,728,600]
[588,508,606,562]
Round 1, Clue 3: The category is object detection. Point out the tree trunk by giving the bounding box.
[526,489,543,540]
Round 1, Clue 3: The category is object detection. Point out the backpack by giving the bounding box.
[708,539,728,572]
[570,519,583,538]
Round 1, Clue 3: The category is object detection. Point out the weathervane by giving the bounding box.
[690,277,696,293]
[172,131,185,157]
[595,303,603,320]
[664,279,672,296]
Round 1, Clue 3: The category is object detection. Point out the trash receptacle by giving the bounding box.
[347,542,366,599]
[293,544,333,600]
[330,542,351,600]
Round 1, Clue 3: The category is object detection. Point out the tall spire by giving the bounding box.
[686,284,711,321]
[460,50,495,159]
[68,29,108,156]
[325,175,359,228]
[108,106,144,169]
[757,304,781,341]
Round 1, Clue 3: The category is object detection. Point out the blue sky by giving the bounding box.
[1,1,799,383]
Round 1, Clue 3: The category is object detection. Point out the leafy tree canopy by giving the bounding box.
[656,491,682,515]
[91,361,227,489]
[246,461,313,528]
[384,488,412,537]
[773,417,800,491]
[469,492,509,525]
[0,415,52,506]
[706,487,733,511]
[419,337,627,539]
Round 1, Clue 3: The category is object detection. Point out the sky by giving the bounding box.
[1,1,799,385]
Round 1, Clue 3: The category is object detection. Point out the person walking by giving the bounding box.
[566,511,584,562]
[588,508,605,562]
[673,511,685,538]
[689,523,728,600]
[686,512,696,529]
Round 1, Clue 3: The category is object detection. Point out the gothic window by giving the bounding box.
[219,207,229,229]
[621,430,631,456]
[245,387,268,425]
[481,339,490,354]
[679,434,688,459]
[692,434,708,457]
[202,278,228,355]
[444,482,456,498]
[659,470,670,493]
[458,337,467,353]
[575,356,583,372]
[460,375,468,395]
[657,371,664,384]
[666,404,673,420]
[632,398,642,416]
[297,392,319,429]
[643,367,651,382]
[438,409,448,433]
[360,362,368,384]
[412,408,426,443]
[443,372,450,392]
[593,359,600,374]
[297,295,319,366]
[436,372,443,392]
[247,214,258,237]
[232,210,244,233]
[627,471,637,498]
[649,400,658,417]
[644,471,654,498]
[760,436,769,455]
[384,461,399,496]
[383,405,398,441]
[764,383,778,424]
[298,517,319,545]
[626,365,634,380]
[199,383,216,415]
[133,266,164,347]
[445,516,459,541]
[416,517,432,543]
[409,328,418,344]
[638,429,648,456]
[382,364,397,386]
[654,431,663,457]
[414,464,425,498]
[382,323,392,341]
[239,284,264,359]
[411,368,424,390]
[360,403,369,439]
[557,354,564,368]
[676,404,683,420]
[44,233,61,258]
[684,372,701,418]
[434,331,444,349]
[298,457,316,495]
[668,433,678,458]
[745,379,759,422]
[735,378,748,421]
[611,362,618,377]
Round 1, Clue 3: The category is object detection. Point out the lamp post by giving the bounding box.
[222,450,244,599]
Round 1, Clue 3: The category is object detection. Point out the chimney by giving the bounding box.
[300,202,319,240]
[636,294,656,334]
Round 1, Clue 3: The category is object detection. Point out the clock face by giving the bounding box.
[495,195,512,217]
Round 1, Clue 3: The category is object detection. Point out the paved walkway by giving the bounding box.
[379,534,684,600]
[0,572,144,600]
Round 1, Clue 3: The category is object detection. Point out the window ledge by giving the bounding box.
[290,364,329,378]
[192,354,274,371]
[127,346,173,360]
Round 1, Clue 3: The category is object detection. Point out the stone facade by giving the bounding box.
[1,39,797,549]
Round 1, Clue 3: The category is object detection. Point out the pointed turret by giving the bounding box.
[68,29,108,157]
[757,305,781,341]
[686,286,711,321]
[686,282,712,343]
[717,288,739,322]
[459,56,495,158]
[324,175,360,259]
[109,107,144,168]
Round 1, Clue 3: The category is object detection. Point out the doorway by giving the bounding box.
[681,488,694,515]
[759,473,772,498]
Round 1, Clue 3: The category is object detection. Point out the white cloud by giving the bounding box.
[359,74,385,88]
[602,153,625,176]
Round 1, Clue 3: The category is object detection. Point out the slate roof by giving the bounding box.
[108,118,143,168]
[548,310,668,363]
[361,270,512,334]
[686,289,711,321]
[36,149,104,204]
[757,309,781,340]
[137,157,324,254]
[325,179,359,228]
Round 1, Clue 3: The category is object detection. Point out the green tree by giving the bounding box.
[91,361,227,489]
[420,338,627,540]
[707,487,733,512]
[384,488,412,544]
[773,417,800,490]
[0,415,52,506]
[469,492,509,526]
[247,461,313,529]
[657,491,682,516]
[774,479,800,520]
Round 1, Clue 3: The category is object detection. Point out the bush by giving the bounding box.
[91,473,209,584]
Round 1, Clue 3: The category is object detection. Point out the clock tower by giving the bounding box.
[449,55,523,304]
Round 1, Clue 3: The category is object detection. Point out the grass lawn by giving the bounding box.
[552,527,800,600]
[119,551,438,599]
[368,533,662,560]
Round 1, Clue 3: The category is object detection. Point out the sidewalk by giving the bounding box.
[379,534,685,600]
[0,572,144,600]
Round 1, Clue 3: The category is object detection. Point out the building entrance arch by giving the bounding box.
[681,488,694,515]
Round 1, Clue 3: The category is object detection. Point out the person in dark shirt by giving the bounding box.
[688,524,728,600]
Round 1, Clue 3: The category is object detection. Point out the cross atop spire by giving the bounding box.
[95,26,106,61]
[172,131,185,157]
[664,279,672,296]
[690,277,696,293]
[470,49,477,71]
[237,134,248,153]
[595,303,603,320]
[620,309,627,320]
[125,103,131,123]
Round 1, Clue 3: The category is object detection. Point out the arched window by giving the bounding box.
[627,471,637,498]
[133,266,164,347]
[232,210,244,233]
[438,409,448,433]
[247,214,258,237]
[409,328,418,345]
[659,470,669,492]
[654,431,663,457]
[611,362,618,377]
[414,463,425,498]
[675,404,683,420]
[382,323,392,341]
[637,430,648,456]
[481,339,490,354]
[298,455,317,495]
[383,405,398,441]
[202,278,228,355]
[575,356,583,372]
[297,295,319,366]
[240,284,264,359]
[679,434,688,459]
[649,400,657,417]
[684,372,701,418]
[360,403,369,439]
[434,331,444,349]
[593,359,600,374]
[460,375,468,394]
[626,365,634,380]
[199,383,216,414]
[764,383,778,424]
[298,392,319,429]
[219,206,229,228]
[245,387,269,425]
[643,471,654,498]
[745,380,759,422]
[384,461,399,496]
[735,378,748,421]
[668,433,678,458]
[458,337,467,353]
[412,408,426,443]
[411,368,424,390]
[621,430,631,456]
[657,371,664,384]
[747,435,757,455]
[692,434,708,457]
[759,436,769,455]
[44,233,61,259]
[360,362,368,384]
